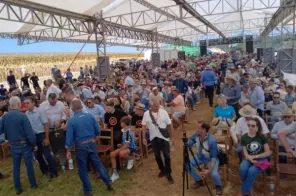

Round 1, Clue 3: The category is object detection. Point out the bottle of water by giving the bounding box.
[269,180,275,195]
[61,165,66,173]
[68,159,74,170]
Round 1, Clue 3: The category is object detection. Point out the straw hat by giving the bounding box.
[226,74,236,81]
[270,73,277,78]
[248,78,260,84]
[205,65,212,70]
[239,105,257,117]
[171,86,178,91]
[281,108,295,116]
[134,103,145,110]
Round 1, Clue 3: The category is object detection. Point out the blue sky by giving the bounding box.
[0,39,138,54]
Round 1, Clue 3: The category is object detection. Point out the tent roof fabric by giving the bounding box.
[0,0,286,47]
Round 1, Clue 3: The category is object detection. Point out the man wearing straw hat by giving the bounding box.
[248,78,265,118]
[222,74,241,118]
[271,108,296,163]
[201,65,216,107]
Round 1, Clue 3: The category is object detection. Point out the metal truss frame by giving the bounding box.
[261,0,296,37]
[158,18,270,38]
[0,0,191,46]
[172,0,225,38]
[0,32,152,49]
[104,0,280,28]
[134,0,206,34]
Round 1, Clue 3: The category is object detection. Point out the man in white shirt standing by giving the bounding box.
[142,98,174,184]
[39,93,67,169]
[45,79,62,100]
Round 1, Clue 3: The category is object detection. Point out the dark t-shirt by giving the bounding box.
[7,75,16,86]
[30,76,39,86]
[241,133,268,155]
[21,76,30,87]
[0,106,8,117]
[0,88,7,96]
[104,109,127,142]
[131,114,143,128]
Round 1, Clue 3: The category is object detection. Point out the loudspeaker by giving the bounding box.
[151,53,160,67]
[200,40,207,56]
[246,35,254,53]
[178,51,185,60]
[257,48,263,60]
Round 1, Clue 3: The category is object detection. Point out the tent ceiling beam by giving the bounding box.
[172,0,226,38]
[261,0,296,37]
[133,0,206,34]
[0,32,152,48]
[158,18,270,37]
[0,0,191,46]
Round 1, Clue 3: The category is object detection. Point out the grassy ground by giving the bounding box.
[0,159,134,196]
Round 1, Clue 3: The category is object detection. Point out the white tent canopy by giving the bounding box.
[0,0,289,48]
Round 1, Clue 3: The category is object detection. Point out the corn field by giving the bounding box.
[0,53,143,81]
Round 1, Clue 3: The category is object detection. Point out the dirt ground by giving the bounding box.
[120,98,296,196]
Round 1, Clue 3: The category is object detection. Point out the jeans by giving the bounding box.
[279,146,288,163]
[240,158,268,194]
[267,117,280,130]
[35,133,58,176]
[205,85,214,106]
[237,143,243,163]
[187,155,222,186]
[257,109,263,118]
[187,95,195,109]
[75,141,111,194]
[194,92,200,103]
[10,143,37,192]
[151,137,171,175]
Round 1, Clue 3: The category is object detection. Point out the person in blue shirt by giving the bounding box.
[66,68,73,83]
[214,96,236,120]
[173,72,188,94]
[110,116,137,182]
[25,96,58,178]
[86,98,105,125]
[284,85,295,107]
[0,96,37,194]
[65,99,113,195]
[201,65,216,107]
[187,121,223,195]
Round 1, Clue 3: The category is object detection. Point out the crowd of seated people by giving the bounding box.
[0,53,296,196]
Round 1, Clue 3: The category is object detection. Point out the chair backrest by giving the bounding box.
[98,128,114,151]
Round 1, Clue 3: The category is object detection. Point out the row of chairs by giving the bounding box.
[97,128,153,172]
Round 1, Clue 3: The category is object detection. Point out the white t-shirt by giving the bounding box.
[235,115,269,136]
[142,108,171,142]
[46,84,61,100]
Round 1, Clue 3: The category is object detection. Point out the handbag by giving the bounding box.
[149,110,170,138]
[199,138,228,166]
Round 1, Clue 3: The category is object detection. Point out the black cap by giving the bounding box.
[106,102,115,107]
[0,96,5,101]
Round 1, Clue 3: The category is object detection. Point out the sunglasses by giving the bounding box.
[283,116,292,119]
[247,124,256,128]
[87,102,92,104]
[273,97,280,99]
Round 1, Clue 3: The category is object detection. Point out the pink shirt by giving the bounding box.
[172,94,186,113]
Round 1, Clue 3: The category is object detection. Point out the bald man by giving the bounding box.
[66,99,113,196]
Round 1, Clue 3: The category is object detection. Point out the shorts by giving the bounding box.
[173,111,185,119]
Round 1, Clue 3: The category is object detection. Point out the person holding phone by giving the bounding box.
[25,96,58,178]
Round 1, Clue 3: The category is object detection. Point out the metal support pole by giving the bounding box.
[293,5,296,73]
[281,21,283,50]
